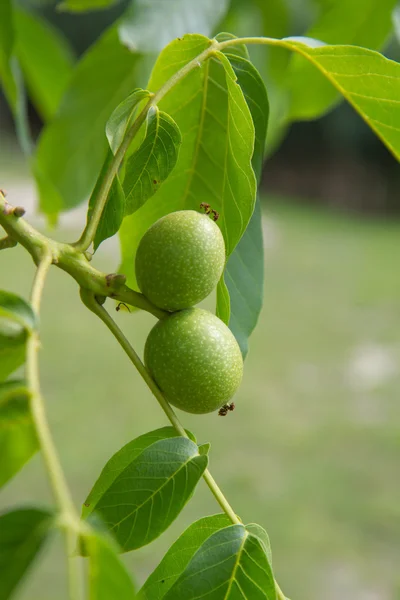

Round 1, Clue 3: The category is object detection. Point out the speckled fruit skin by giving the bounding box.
[135,210,225,311]
[144,308,243,414]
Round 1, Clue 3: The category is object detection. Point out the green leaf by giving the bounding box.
[123,107,182,215]
[15,8,74,122]
[82,427,190,519]
[0,290,36,332]
[82,434,206,552]
[286,0,398,120]
[119,35,256,307]
[34,26,140,218]
[0,290,36,382]
[58,0,120,11]
[280,40,400,161]
[119,0,230,53]
[84,530,137,600]
[139,514,232,599]
[162,524,276,599]
[245,523,272,565]
[0,380,38,489]
[0,508,53,600]
[217,53,268,356]
[0,1,32,155]
[87,149,126,251]
[106,88,151,154]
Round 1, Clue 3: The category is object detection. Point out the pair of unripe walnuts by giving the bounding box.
[136,210,243,414]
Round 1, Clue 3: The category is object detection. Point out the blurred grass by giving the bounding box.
[1,197,399,600]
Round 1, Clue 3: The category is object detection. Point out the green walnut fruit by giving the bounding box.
[144,308,243,414]
[135,210,225,311]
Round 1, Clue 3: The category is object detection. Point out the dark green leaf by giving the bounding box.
[119,35,256,314]
[0,508,53,600]
[0,291,36,381]
[163,524,276,599]
[217,53,268,356]
[87,149,126,251]
[119,0,230,53]
[58,0,121,11]
[82,427,190,519]
[138,514,231,599]
[34,26,140,217]
[123,107,182,215]
[286,0,398,120]
[0,380,38,489]
[84,530,136,600]
[106,88,150,154]
[15,8,74,122]
[82,433,205,552]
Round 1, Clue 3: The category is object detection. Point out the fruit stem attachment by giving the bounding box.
[28,251,83,600]
[80,289,240,526]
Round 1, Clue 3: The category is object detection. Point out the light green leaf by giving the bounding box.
[119,0,230,53]
[162,524,276,599]
[15,8,74,121]
[87,149,126,251]
[84,530,137,600]
[280,40,400,161]
[34,26,140,217]
[106,88,150,154]
[217,52,268,356]
[58,0,121,11]
[286,0,398,120]
[138,514,232,600]
[0,508,53,600]
[83,435,206,552]
[0,380,38,489]
[123,107,182,215]
[119,35,256,307]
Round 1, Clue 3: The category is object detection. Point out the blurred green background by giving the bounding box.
[1,1,400,599]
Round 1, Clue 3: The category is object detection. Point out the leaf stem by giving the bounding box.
[74,40,218,252]
[80,289,240,526]
[28,251,83,600]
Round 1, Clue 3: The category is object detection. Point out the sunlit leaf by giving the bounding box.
[162,524,276,599]
[119,0,230,52]
[106,88,151,154]
[15,8,74,121]
[123,107,182,215]
[286,0,397,120]
[58,0,121,11]
[0,380,38,489]
[83,432,205,552]
[84,530,137,599]
[0,508,53,600]
[34,26,140,218]
[139,514,231,599]
[120,35,256,313]
[217,52,268,356]
[279,40,400,161]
